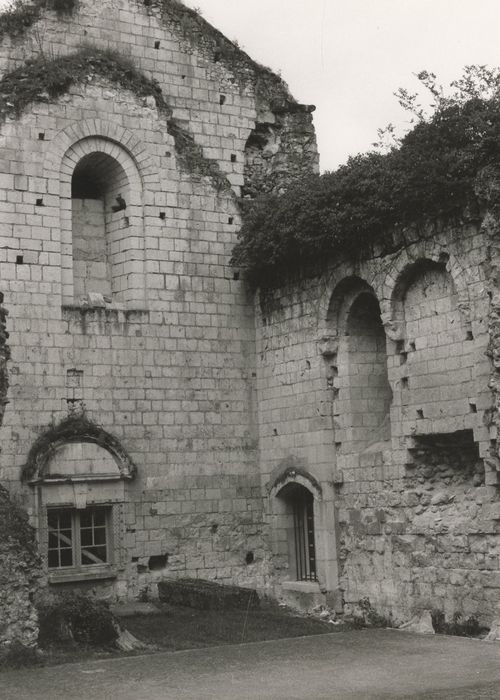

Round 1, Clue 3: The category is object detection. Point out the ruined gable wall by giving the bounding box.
[0,0,320,596]
[0,483,42,651]
[0,71,266,596]
[256,219,500,624]
[0,0,318,199]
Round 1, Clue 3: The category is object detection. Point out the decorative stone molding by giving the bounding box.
[268,464,322,501]
[22,415,137,483]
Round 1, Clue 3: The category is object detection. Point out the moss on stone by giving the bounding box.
[0,47,232,191]
[0,0,76,42]
[141,0,292,106]
[1,0,292,111]
[167,119,231,190]
[0,47,168,119]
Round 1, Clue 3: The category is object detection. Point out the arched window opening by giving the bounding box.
[277,483,317,582]
[71,152,130,302]
[344,292,392,449]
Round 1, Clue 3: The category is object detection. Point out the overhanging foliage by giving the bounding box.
[232,98,500,286]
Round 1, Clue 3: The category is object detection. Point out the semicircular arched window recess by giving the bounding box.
[60,135,146,307]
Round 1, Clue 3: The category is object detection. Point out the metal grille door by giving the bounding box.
[292,490,317,581]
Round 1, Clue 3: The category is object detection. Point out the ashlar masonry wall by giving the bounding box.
[0,0,317,599]
[256,219,500,624]
[0,77,262,597]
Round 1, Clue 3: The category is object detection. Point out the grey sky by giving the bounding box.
[184,0,500,171]
[2,0,500,170]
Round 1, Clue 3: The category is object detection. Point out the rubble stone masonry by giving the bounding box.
[0,293,41,652]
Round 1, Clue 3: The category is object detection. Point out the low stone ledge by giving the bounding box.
[157,578,260,611]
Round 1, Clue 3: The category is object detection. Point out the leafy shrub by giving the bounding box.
[0,641,41,669]
[431,609,482,637]
[37,592,118,646]
[232,73,500,286]
[352,597,393,628]
[51,0,76,15]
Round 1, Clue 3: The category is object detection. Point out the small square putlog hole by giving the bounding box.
[245,551,254,565]
[148,554,169,571]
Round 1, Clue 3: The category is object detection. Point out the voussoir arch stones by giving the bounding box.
[268,464,323,502]
[44,118,159,193]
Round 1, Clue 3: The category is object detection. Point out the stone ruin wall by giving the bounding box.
[0,295,42,651]
[256,211,500,625]
[5,0,499,626]
[0,0,318,600]
[0,483,42,651]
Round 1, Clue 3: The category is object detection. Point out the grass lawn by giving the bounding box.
[1,600,342,670]
[123,601,339,651]
[21,601,342,669]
